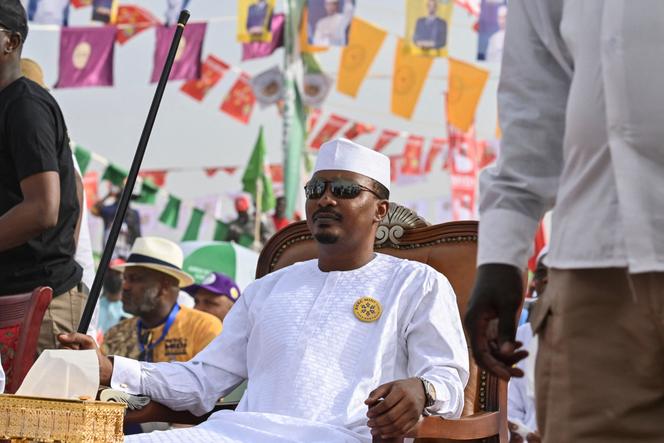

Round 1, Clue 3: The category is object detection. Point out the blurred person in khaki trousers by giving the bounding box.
[465,1,664,442]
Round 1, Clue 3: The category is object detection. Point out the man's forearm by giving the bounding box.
[0,201,56,252]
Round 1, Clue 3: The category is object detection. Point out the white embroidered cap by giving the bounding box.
[313,138,391,192]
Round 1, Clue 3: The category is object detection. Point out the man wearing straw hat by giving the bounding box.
[0,0,85,353]
[103,237,222,363]
[61,139,469,442]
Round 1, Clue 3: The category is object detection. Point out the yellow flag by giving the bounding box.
[447,58,489,132]
[391,38,434,119]
[336,18,387,97]
[300,8,328,53]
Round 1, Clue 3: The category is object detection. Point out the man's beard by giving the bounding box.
[124,287,160,317]
[314,232,339,244]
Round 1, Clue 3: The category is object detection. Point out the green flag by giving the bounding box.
[283,80,306,218]
[102,164,128,187]
[242,126,276,212]
[182,208,205,241]
[159,195,181,228]
[74,146,92,174]
[136,179,159,204]
[213,220,230,241]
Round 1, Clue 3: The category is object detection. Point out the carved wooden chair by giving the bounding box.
[126,204,507,442]
[256,203,507,443]
[0,287,53,394]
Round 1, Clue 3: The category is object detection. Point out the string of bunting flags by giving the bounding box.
[32,2,493,127]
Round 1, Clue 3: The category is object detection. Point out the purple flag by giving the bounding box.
[151,22,207,83]
[241,13,284,61]
[55,27,115,89]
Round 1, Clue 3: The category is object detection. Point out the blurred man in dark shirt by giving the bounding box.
[0,0,84,352]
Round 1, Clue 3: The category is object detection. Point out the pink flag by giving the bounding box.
[151,22,207,83]
[242,13,285,61]
[56,26,116,89]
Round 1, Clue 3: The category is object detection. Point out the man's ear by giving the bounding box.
[6,33,22,54]
[374,200,389,223]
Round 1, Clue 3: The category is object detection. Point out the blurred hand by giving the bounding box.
[526,431,542,443]
[508,421,525,443]
[58,332,114,386]
[465,264,528,380]
[364,378,425,439]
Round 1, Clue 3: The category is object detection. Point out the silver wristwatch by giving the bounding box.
[418,376,437,410]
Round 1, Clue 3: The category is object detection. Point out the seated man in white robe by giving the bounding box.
[59,138,469,443]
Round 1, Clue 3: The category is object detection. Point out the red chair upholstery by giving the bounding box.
[0,287,53,393]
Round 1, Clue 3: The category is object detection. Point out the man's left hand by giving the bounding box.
[364,378,426,439]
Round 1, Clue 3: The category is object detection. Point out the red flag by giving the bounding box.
[447,125,479,176]
[307,108,321,133]
[181,55,229,101]
[220,73,256,124]
[343,122,375,140]
[269,164,284,183]
[389,155,401,183]
[115,5,159,45]
[424,137,447,173]
[374,129,399,152]
[401,135,425,176]
[139,170,167,187]
[204,167,219,177]
[71,0,92,8]
[309,114,348,149]
[82,171,99,209]
[528,222,548,272]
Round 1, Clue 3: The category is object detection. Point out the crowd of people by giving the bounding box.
[2,0,664,442]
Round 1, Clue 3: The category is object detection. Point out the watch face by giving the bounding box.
[421,377,436,407]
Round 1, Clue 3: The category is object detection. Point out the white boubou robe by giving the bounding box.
[114,253,469,442]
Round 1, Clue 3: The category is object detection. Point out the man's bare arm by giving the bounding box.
[0,171,60,252]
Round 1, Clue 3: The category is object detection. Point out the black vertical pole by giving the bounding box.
[77,10,191,333]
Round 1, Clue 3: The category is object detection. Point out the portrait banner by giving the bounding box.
[306,0,355,47]
[237,0,276,43]
[447,58,489,132]
[165,0,190,25]
[91,0,118,24]
[151,22,207,83]
[242,13,285,61]
[55,26,115,89]
[299,7,328,53]
[336,17,387,97]
[477,0,507,61]
[27,0,71,25]
[180,55,230,102]
[405,0,453,57]
[391,38,433,119]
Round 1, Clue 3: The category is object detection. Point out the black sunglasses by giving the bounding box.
[304,178,381,200]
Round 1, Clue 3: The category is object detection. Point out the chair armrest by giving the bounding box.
[124,401,239,425]
[408,411,501,439]
[371,411,502,443]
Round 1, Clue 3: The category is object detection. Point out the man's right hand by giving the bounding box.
[58,333,114,386]
[464,263,528,380]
